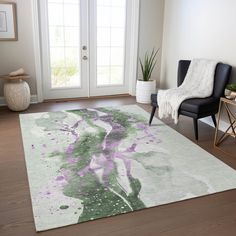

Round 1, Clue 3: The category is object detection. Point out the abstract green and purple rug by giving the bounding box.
[20,105,236,231]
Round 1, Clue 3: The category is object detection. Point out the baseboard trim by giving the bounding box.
[200,117,228,133]
[0,95,38,107]
[43,94,132,103]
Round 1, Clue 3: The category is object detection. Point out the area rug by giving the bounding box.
[20,105,236,231]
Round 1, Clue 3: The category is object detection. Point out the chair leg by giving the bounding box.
[149,106,157,126]
[193,118,199,140]
[211,114,217,127]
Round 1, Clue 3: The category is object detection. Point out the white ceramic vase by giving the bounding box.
[136,80,156,104]
[4,80,30,111]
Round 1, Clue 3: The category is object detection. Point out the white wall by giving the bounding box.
[0,0,165,98]
[161,0,236,89]
[138,0,164,87]
[161,0,236,128]
[0,0,37,96]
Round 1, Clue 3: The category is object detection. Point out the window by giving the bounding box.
[48,0,81,88]
[96,0,126,86]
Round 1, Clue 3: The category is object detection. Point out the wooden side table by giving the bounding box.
[0,74,31,111]
[214,97,236,156]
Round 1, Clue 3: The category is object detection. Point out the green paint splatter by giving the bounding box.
[60,205,69,210]
[44,108,149,223]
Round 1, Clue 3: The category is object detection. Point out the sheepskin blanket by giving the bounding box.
[157,59,218,123]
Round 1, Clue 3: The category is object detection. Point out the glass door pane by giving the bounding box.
[41,0,133,99]
[96,0,126,86]
[48,0,81,88]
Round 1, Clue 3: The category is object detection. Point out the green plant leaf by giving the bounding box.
[139,48,159,81]
[226,84,236,91]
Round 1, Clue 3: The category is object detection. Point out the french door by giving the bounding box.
[40,0,136,100]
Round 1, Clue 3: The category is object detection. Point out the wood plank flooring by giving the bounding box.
[0,96,236,236]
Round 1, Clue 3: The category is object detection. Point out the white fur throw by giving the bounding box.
[157,59,218,124]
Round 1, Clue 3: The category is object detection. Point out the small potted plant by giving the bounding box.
[136,48,159,104]
[225,84,236,99]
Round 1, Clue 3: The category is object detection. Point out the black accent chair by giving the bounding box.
[149,60,232,140]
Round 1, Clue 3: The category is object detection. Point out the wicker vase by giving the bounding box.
[4,80,30,111]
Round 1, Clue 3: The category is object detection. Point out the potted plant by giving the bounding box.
[136,48,159,104]
[225,84,236,99]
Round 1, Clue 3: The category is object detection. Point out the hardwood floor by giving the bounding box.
[0,96,236,236]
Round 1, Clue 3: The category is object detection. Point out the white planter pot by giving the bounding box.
[136,80,156,104]
[224,89,231,97]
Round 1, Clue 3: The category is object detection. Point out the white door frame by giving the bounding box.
[39,0,90,100]
[31,0,43,102]
[127,0,140,96]
[31,0,140,101]
[89,0,131,96]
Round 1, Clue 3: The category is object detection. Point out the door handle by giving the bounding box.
[83,56,88,60]
[82,46,87,50]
